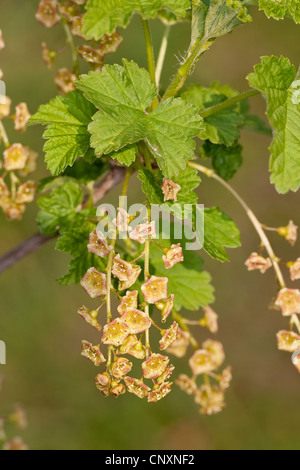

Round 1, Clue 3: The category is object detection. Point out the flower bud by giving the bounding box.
[276,330,300,352]
[176,374,197,395]
[110,383,126,397]
[162,243,184,269]
[81,340,106,366]
[219,366,232,391]
[41,42,57,69]
[58,1,81,21]
[142,353,169,380]
[121,308,151,334]
[19,148,38,177]
[166,327,190,358]
[95,372,111,396]
[118,264,141,291]
[278,220,298,246]
[36,0,60,28]
[129,221,156,244]
[275,288,300,316]
[195,385,225,415]
[80,267,107,298]
[123,377,150,399]
[156,294,174,323]
[189,349,216,375]
[14,103,31,132]
[77,45,104,66]
[201,306,218,334]
[202,339,225,369]
[288,258,300,281]
[111,357,132,379]
[162,178,181,202]
[15,181,37,204]
[87,230,112,258]
[245,252,272,273]
[117,290,138,315]
[101,318,130,347]
[159,321,178,350]
[147,382,173,403]
[55,68,76,94]
[141,275,168,304]
[77,305,101,331]
[3,144,28,171]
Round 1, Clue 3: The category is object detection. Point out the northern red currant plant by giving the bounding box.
[0,0,300,415]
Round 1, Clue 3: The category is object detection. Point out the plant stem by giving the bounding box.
[172,311,199,351]
[155,25,171,88]
[162,36,208,101]
[106,168,132,323]
[0,121,10,148]
[199,90,260,118]
[142,19,158,109]
[144,204,151,357]
[62,21,79,76]
[188,161,286,289]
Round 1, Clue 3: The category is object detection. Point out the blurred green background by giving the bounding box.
[0,0,300,450]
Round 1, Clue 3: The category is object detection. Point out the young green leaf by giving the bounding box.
[202,207,241,262]
[181,84,244,146]
[191,0,252,58]
[56,222,106,285]
[77,60,203,178]
[138,166,201,213]
[150,240,215,311]
[82,0,190,40]
[258,0,300,23]
[30,91,97,176]
[37,180,83,236]
[247,56,300,193]
[202,140,243,180]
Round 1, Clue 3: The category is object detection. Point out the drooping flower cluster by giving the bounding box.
[0,33,37,220]
[245,219,300,373]
[0,375,28,450]
[36,0,123,94]
[78,204,231,411]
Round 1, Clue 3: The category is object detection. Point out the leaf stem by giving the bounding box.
[142,19,158,109]
[106,167,132,323]
[144,204,151,357]
[188,161,286,289]
[62,21,79,76]
[199,89,260,118]
[155,25,171,88]
[162,36,208,101]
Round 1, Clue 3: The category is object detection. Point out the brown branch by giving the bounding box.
[0,166,126,276]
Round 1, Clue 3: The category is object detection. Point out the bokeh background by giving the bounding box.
[0,0,299,450]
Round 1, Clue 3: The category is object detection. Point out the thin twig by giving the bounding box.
[0,166,126,276]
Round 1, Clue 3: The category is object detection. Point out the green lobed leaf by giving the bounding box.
[202,140,243,180]
[150,237,215,311]
[191,0,252,54]
[201,206,241,262]
[247,56,300,193]
[30,91,97,176]
[138,166,201,215]
[258,0,300,23]
[82,0,190,40]
[37,180,84,236]
[77,60,203,178]
[56,221,106,285]
[181,84,244,146]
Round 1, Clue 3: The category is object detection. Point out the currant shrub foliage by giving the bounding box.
[1,0,300,416]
